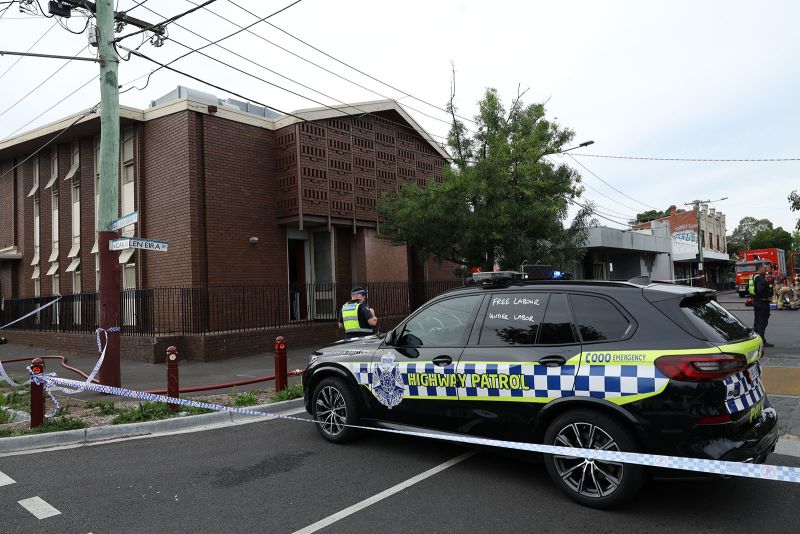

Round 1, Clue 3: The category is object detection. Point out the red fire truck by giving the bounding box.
[734,248,787,297]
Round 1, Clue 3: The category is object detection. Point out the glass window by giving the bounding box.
[680,295,751,343]
[538,294,576,345]
[570,295,631,342]
[400,295,481,347]
[479,293,548,345]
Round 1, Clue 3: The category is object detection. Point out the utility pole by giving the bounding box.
[52,1,164,387]
[95,0,121,387]
[685,197,727,288]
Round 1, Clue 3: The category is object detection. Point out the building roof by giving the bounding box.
[0,88,450,161]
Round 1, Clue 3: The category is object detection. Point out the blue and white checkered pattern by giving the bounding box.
[723,363,765,414]
[456,363,576,399]
[344,361,671,401]
[574,364,668,399]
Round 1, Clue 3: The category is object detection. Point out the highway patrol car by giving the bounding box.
[302,272,778,507]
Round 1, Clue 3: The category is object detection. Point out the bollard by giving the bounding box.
[30,357,45,428]
[166,346,180,411]
[274,336,287,393]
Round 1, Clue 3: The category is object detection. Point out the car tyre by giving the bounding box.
[312,376,362,444]
[543,410,645,509]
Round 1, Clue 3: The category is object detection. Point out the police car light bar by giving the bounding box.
[471,271,524,284]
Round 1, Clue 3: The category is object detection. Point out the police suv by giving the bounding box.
[302,272,778,508]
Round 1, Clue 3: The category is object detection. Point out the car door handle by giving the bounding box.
[539,355,566,367]
[432,355,453,366]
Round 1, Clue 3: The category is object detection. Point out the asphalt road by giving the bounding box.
[2,415,799,534]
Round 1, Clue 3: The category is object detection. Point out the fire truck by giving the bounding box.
[734,248,786,297]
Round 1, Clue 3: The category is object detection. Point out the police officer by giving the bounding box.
[338,287,378,338]
[750,263,774,347]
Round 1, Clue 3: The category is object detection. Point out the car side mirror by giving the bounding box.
[385,329,396,346]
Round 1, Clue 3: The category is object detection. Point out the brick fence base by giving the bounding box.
[2,317,405,363]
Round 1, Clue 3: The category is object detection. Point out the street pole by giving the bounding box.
[96,0,121,387]
[685,197,728,289]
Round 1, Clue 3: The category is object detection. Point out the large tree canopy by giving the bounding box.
[379,88,591,272]
[635,207,683,224]
[749,226,794,251]
[727,216,773,252]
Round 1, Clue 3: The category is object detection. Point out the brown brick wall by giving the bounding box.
[0,160,14,249]
[363,228,408,281]
[201,114,287,286]
[142,113,195,287]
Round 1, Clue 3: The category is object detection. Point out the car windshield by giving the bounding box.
[679,295,752,343]
[736,264,758,273]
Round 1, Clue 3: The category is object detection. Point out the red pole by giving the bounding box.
[166,346,179,411]
[30,357,45,428]
[98,230,121,387]
[274,336,287,393]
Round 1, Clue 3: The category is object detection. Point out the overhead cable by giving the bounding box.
[566,153,658,210]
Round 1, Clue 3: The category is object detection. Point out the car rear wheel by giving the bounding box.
[543,410,645,508]
[312,376,362,443]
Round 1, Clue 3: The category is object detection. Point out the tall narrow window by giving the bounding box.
[67,141,81,324]
[49,185,59,265]
[120,127,135,237]
[28,154,40,198]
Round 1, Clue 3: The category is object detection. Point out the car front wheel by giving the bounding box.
[543,410,645,508]
[311,376,362,443]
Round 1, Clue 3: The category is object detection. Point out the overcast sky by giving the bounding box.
[1,0,799,234]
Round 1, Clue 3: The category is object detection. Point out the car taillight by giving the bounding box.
[655,353,746,381]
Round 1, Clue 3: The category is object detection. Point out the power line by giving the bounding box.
[569,198,633,228]
[122,47,449,163]
[186,0,472,135]
[0,20,57,81]
[223,0,478,127]
[111,0,221,43]
[2,74,97,140]
[135,6,452,145]
[0,44,90,120]
[572,153,800,162]
[0,104,99,182]
[565,153,658,210]
[545,154,639,216]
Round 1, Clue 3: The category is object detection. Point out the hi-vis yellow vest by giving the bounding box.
[341,302,364,333]
[748,274,759,296]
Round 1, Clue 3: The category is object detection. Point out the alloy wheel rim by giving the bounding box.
[552,422,623,498]
[315,385,347,436]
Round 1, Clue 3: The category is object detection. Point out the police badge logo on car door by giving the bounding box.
[372,353,405,409]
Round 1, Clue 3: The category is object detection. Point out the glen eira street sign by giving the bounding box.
[110,237,168,252]
[108,211,139,232]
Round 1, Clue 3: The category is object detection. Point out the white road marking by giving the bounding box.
[18,496,61,519]
[0,469,16,486]
[292,450,478,534]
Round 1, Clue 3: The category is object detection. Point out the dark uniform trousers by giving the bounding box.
[753,301,771,341]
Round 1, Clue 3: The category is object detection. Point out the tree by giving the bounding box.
[749,227,793,251]
[728,216,773,250]
[791,230,800,252]
[379,88,591,271]
[790,190,800,231]
[634,208,684,224]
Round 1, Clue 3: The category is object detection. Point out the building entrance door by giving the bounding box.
[287,228,335,321]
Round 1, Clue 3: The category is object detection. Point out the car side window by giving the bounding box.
[400,295,482,347]
[569,294,631,342]
[538,293,577,345]
[479,293,549,345]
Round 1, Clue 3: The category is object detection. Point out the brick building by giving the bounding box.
[634,204,731,285]
[0,87,460,360]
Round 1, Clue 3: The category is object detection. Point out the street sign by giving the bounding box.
[108,211,139,232]
[110,237,168,252]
